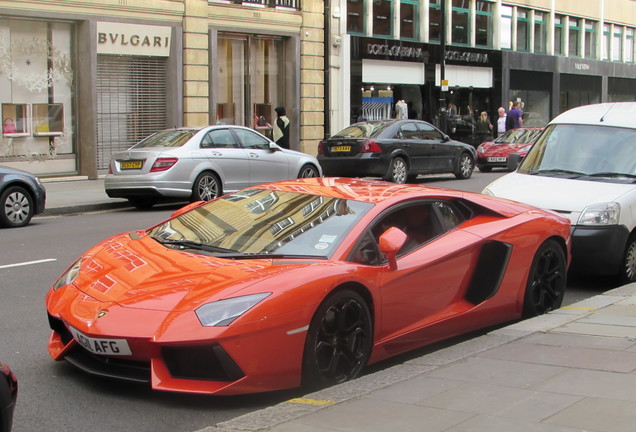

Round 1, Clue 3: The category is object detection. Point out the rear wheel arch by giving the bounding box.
[191,170,222,201]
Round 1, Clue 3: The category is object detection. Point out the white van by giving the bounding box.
[483,102,636,283]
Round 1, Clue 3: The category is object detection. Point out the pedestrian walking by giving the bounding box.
[507,101,524,130]
[476,111,493,143]
[272,106,290,149]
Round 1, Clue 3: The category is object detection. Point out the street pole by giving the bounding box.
[440,0,447,134]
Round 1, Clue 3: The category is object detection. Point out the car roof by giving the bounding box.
[550,102,636,129]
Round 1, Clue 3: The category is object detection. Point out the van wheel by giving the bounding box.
[619,234,636,284]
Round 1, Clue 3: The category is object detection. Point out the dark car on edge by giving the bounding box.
[317,119,476,184]
[0,166,47,228]
[0,362,17,432]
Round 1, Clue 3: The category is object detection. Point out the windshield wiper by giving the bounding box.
[587,172,636,179]
[214,252,327,260]
[151,237,238,253]
[532,169,585,178]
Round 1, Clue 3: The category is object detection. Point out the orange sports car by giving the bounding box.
[45,177,570,395]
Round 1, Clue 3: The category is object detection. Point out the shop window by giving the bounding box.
[372,0,392,37]
[32,104,64,136]
[253,103,273,140]
[451,0,469,45]
[347,0,365,35]
[500,6,512,50]
[613,26,623,61]
[626,28,634,63]
[534,12,547,54]
[2,104,28,136]
[569,18,581,57]
[554,16,564,55]
[400,0,418,40]
[585,21,597,59]
[475,1,492,48]
[429,1,441,43]
[516,9,530,52]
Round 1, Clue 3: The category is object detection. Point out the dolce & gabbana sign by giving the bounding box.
[97,22,172,57]
[359,38,425,62]
[445,49,489,64]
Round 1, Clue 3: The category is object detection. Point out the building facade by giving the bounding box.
[0,0,325,178]
[327,0,636,144]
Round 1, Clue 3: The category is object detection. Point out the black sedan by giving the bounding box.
[0,166,46,228]
[317,120,476,183]
[0,362,17,432]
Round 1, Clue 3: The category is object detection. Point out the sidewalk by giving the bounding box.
[38,178,636,432]
[204,284,636,432]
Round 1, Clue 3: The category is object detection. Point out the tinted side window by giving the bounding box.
[417,122,444,140]
[398,122,420,139]
[201,129,240,149]
[234,128,271,150]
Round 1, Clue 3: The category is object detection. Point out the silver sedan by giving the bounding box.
[105,126,322,209]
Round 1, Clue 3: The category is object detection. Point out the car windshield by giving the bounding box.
[331,122,390,139]
[495,128,535,144]
[147,188,374,258]
[132,129,198,148]
[518,124,636,182]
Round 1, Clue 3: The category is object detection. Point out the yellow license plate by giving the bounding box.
[332,145,351,152]
[120,160,143,169]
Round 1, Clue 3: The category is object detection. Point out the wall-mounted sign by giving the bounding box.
[97,22,171,57]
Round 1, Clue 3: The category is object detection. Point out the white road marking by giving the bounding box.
[0,258,57,269]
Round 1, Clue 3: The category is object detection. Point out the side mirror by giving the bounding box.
[379,227,407,270]
[442,134,450,142]
[171,201,205,218]
[269,142,279,152]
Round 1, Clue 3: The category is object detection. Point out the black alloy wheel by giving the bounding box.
[192,171,220,201]
[302,289,372,390]
[298,164,319,178]
[523,239,566,317]
[0,185,34,228]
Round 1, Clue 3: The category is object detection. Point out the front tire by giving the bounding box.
[192,171,220,201]
[298,164,320,178]
[523,239,566,317]
[0,186,34,228]
[383,157,407,184]
[618,233,636,284]
[302,289,372,390]
[454,152,474,179]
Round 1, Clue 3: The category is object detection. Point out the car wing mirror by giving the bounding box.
[269,142,279,152]
[379,227,407,270]
[170,201,206,218]
[442,134,450,142]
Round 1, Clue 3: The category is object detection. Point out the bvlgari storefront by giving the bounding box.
[0,17,180,178]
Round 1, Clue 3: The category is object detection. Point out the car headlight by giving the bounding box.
[195,293,271,327]
[52,259,82,290]
[578,202,620,226]
[477,145,484,154]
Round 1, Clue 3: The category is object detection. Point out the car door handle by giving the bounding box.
[249,153,260,159]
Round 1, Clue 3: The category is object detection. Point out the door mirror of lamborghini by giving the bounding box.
[379,227,407,270]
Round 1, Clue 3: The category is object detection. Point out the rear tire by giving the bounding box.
[192,171,220,201]
[454,153,474,179]
[383,157,407,184]
[298,164,319,178]
[523,239,566,317]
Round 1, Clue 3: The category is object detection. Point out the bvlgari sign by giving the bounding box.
[97,22,171,57]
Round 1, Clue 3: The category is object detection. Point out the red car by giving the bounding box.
[46,177,570,395]
[476,127,544,172]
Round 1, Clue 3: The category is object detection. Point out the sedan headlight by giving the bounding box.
[52,259,82,290]
[195,293,271,327]
[578,202,620,226]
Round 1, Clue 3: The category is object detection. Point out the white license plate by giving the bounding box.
[69,326,132,356]
[487,157,507,162]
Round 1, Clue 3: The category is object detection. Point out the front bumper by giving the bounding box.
[569,224,630,276]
